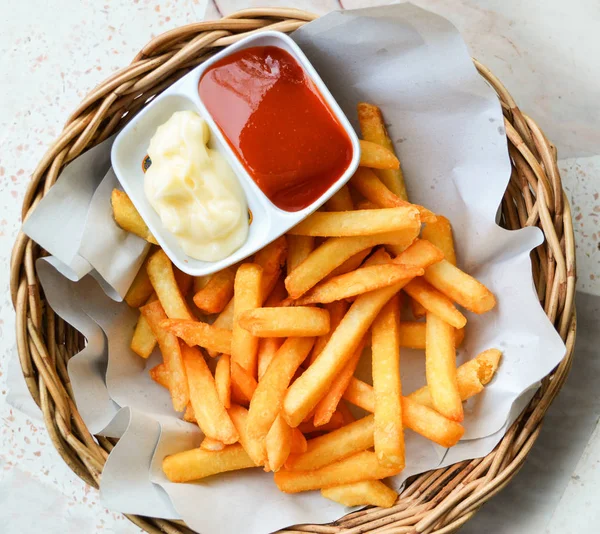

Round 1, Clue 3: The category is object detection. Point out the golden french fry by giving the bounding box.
[343,378,375,413]
[310,300,349,365]
[254,236,287,302]
[290,428,308,454]
[257,337,284,380]
[326,185,354,211]
[213,298,235,331]
[193,275,210,293]
[111,189,157,244]
[230,361,258,404]
[149,362,169,389]
[422,215,456,265]
[357,102,408,200]
[372,296,405,470]
[424,259,496,314]
[201,437,225,451]
[246,337,315,466]
[161,319,232,355]
[238,307,330,338]
[215,354,231,409]
[327,248,371,278]
[193,267,236,314]
[266,414,293,472]
[337,400,356,425]
[174,266,193,296]
[390,238,444,268]
[356,200,379,210]
[298,410,345,434]
[141,300,189,412]
[426,312,463,422]
[227,404,259,466]
[404,278,467,329]
[163,444,255,483]
[295,264,424,306]
[274,451,401,493]
[232,263,263,377]
[410,296,427,319]
[397,321,465,349]
[147,249,194,320]
[322,480,398,508]
[285,228,420,299]
[289,207,420,238]
[183,404,196,423]
[182,344,239,444]
[286,235,315,276]
[131,294,158,359]
[125,255,154,307]
[359,140,400,170]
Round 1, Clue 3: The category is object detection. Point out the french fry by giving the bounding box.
[258,337,284,380]
[230,361,258,403]
[356,200,379,210]
[213,298,235,330]
[182,344,239,444]
[163,444,255,483]
[149,362,169,389]
[183,404,196,423]
[274,451,402,493]
[295,264,424,305]
[232,263,263,377]
[285,415,374,471]
[298,410,345,434]
[357,102,408,200]
[322,480,398,508]
[425,312,463,422]
[193,267,236,314]
[327,249,371,278]
[404,278,467,329]
[424,259,496,314]
[131,294,158,358]
[290,428,308,454]
[141,300,189,411]
[285,228,420,299]
[147,249,194,320]
[310,300,349,365]
[408,349,502,408]
[201,437,225,451]
[326,185,354,211]
[410,297,427,319]
[372,296,405,469]
[351,167,436,223]
[422,215,457,265]
[266,414,293,472]
[111,189,157,244]
[125,255,154,307]
[246,337,315,466]
[343,378,375,413]
[359,140,400,170]
[193,275,210,293]
[337,400,357,425]
[398,321,465,349]
[263,276,288,307]
[161,319,232,355]
[227,404,257,463]
[254,236,287,302]
[215,354,231,409]
[289,207,420,237]
[287,235,315,276]
[313,339,365,427]
[390,238,444,268]
[238,307,330,338]
[174,266,193,296]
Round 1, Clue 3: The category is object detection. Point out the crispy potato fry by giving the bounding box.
[356,200,379,210]
[326,185,354,211]
[163,444,255,483]
[359,140,400,170]
[289,207,420,237]
[230,361,258,404]
[351,167,436,223]
[404,278,467,329]
[111,189,157,244]
[183,404,196,423]
[149,362,169,389]
[422,215,456,265]
[337,400,356,425]
[295,264,424,305]
[215,354,231,409]
[286,235,315,276]
[174,267,193,296]
[298,410,345,434]
[213,298,235,331]
[409,349,502,408]
[426,312,463,422]
[390,238,444,268]
[258,337,284,380]
[125,255,154,307]
[327,249,371,278]
[228,404,257,463]
[397,321,465,349]
[239,307,330,338]
[343,378,375,412]
[285,228,420,299]
[193,267,236,314]
[310,301,349,365]
[201,437,225,451]
[161,319,232,355]
[247,337,315,466]
[182,344,239,444]
[357,102,408,200]
[372,296,405,469]
[131,294,158,359]
[290,428,308,454]
[313,340,365,427]
[322,480,398,508]
[193,275,210,293]
[147,249,194,320]
[266,414,293,472]
[263,276,288,307]
[410,297,427,319]
[424,259,496,314]
[141,301,189,411]
[275,450,401,493]
[254,236,287,302]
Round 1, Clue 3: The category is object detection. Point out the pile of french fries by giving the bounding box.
[112,103,501,509]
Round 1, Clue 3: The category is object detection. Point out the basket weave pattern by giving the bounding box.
[10,8,577,534]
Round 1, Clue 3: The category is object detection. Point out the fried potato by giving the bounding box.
[254,236,287,302]
[149,362,169,389]
[359,140,400,170]
[322,480,398,508]
[238,307,330,338]
[163,444,255,483]
[286,235,315,275]
[266,414,293,472]
[390,238,444,268]
[213,298,235,331]
[193,267,236,314]
[337,400,357,425]
[343,378,376,413]
[298,410,345,434]
[161,319,232,355]
[404,278,467,329]
[125,255,154,307]
[325,185,354,211]
[131,294,158,359]
[327,248,371,278]
[215,354,231,409]
[257,337,284,380]
[174,267,193,296]
[111,189,157,244]
[230,361,258,404]
[356,200,379,210]
[183,404,196,423]
[290,429,308,454]
[422,215,456,265]
[398,321,465,349]
[200,437,225,451]
[310,300,349,365]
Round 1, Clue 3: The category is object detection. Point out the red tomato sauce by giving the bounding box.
[198,46,353,212]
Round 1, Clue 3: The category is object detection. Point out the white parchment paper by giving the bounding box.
[18,4,566,533]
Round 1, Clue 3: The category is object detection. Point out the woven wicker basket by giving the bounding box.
[10,8,577,534]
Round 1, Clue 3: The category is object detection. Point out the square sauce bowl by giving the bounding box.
[111,31,360,276]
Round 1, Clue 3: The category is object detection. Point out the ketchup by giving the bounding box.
[198,46,353,212]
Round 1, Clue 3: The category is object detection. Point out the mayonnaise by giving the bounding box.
[144,111,248,262]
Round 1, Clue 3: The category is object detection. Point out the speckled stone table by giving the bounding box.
[1,1,598,533]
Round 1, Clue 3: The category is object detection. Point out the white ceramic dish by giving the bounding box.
[111,31,360,276]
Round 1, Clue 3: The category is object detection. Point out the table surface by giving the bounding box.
[1,1,599,533]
